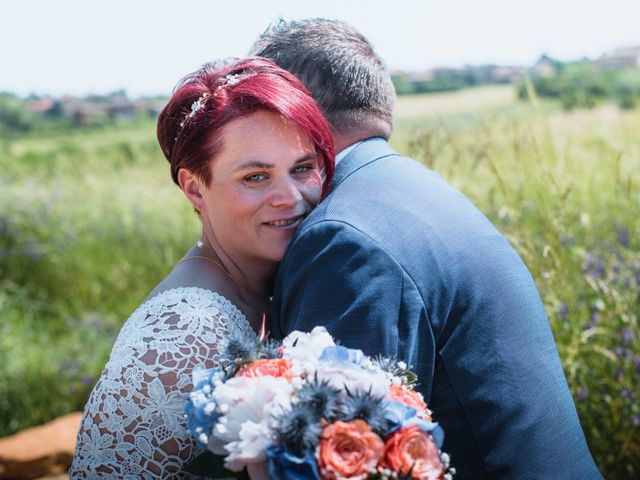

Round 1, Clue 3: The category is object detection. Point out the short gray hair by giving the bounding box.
[249,18,395,137]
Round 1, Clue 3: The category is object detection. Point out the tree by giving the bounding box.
[0,92,34,133]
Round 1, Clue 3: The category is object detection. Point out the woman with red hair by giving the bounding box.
[70,57,334,478]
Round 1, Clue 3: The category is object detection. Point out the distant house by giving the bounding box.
[393,67,460,83]
[596,46,640,70]
[487,65,525,83]
[25,97,55,114]
[106,92,137,120]
[59,97,107,126]
[530,55,559,77]
[392,63,525,95]
[396,70,435,83]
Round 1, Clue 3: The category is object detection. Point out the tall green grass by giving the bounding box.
[400,104,639,476]
[1,122,199,432]
[1,97,638,476]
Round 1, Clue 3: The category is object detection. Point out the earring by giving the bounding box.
[197,225,205,248]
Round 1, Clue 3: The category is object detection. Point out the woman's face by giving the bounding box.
[200,110,323,264]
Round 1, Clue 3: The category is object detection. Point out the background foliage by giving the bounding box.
[1,85,638,477]
[517,62,640,110]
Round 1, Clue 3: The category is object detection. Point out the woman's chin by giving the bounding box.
[257,228,299,261]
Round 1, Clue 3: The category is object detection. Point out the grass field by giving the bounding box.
[394,85,516,118]
[1,86,638,476]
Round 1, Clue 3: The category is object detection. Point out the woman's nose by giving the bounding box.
[270,176,303,207]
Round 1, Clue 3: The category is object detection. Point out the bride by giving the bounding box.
[70,57,335,478]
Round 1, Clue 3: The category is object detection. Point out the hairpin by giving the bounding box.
[179,93,210,128]
[176,72,248,136]
[221,73,241,87]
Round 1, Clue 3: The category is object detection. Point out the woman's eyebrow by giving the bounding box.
[233,153,317,172]
[293,153,318,164]
[232,160,273,172]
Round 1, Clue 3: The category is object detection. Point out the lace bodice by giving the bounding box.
[70,287,256,479]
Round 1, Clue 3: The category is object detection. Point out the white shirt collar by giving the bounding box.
[334,141,364,166]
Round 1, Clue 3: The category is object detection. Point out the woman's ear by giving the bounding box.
[177,168,205,213]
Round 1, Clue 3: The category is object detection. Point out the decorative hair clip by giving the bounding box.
[216,73,242,90]
[179,93,210,128]
[176,72,250,138]
[224,74,241,86]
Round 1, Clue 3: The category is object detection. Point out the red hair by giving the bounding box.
[157,57,335,196]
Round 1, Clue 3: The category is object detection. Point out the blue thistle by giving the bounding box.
[371,355,398,373]
[219,330,260,367]
[371,355,418,387]
[257,338,283,359]
[295,379,342,421]
[339,390,388,436]
[274,403,323,457]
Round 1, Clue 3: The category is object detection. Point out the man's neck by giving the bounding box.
[333,130,384,153]
[332,115,392,152]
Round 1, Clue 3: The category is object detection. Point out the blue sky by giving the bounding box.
[3,0,639,96]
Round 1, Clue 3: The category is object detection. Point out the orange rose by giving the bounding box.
[236,358,292,380]
[317,420,384,480]
[381,426,444,480]
[389,385,431,420]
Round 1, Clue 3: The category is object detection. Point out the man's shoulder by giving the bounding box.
[303,150,488,244]
[291,146,523,295]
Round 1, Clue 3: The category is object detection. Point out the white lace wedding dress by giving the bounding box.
[70,287,257,479]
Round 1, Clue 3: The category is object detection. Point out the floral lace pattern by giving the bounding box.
[70,287,256,479]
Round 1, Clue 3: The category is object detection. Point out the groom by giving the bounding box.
[251,19,601,479]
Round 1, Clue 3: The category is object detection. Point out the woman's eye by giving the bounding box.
[244,173,267,182]
[293,165,313,174]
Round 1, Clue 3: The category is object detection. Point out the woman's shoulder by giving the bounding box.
[71,286,252,478]
[138,286,244,320]
[124,286,246,327]
[110,287,255,362]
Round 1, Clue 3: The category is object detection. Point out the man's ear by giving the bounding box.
[177,168,205,213]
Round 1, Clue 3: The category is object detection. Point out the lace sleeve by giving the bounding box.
[70,287,256,479]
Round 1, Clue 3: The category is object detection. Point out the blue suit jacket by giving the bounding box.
[271,138,601,479]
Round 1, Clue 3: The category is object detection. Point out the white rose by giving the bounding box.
[208,375,293,464]
[314,360,390,400]
[282,326,336,376]
[224,421,272,472]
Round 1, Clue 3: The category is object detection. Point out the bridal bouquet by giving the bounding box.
[184,327,455,480]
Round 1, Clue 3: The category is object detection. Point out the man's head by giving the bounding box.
[250,19,395,146]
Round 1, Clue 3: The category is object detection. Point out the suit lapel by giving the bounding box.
[330,137,400,191]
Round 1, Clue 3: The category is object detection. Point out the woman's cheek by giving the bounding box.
[302,173,323,204]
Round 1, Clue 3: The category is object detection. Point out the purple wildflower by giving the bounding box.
[632,416,640,427]
[622,388,634,403]
[80,375,97,387]
[616,226,630,248]
[22,243,42,261]
[632,356,640,373]
[583,252,607,280]
[583,311,599,330]
[578,385,588,401]
[0,216,9,239]
[559,303,568,323]
[91,314,105,329]
[58,360,79,374]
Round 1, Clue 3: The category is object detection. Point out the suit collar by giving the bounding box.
[330,137,399,190]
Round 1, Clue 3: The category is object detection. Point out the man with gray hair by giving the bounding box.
[251,19,601,479]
